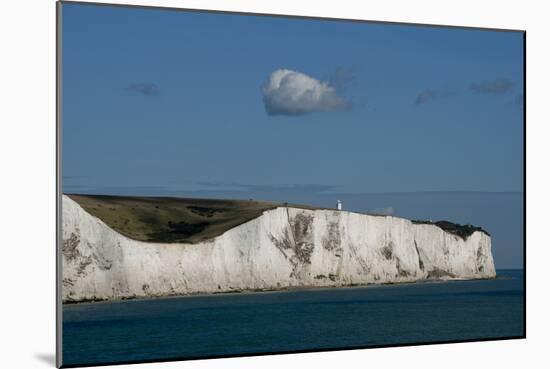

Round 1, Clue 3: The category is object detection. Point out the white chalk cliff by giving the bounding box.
[62,195,496,303]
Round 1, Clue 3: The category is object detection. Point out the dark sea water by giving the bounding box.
[62,269,524,367]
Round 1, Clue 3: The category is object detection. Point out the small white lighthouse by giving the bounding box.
[336,200,342,211]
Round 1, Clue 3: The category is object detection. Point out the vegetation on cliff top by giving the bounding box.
[67,194,488,243]
[411,220,490,239]
[67,194,316,244]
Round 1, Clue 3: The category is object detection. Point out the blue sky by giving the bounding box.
[61,3,524,268]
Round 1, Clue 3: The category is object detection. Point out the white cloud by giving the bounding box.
[262,69,349,116]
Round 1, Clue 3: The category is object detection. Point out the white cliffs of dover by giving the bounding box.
[61,195,496,303]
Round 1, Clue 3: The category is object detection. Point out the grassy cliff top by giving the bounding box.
[67,194,314,244]
[67,194,488,244]
[411,219,490,239]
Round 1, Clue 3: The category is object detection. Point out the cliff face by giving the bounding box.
[61,195,495,303]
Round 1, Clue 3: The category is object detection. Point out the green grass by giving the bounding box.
[411,219,490,239]
[67,194,488,244]
[67,194,314,244]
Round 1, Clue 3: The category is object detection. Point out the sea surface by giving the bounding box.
[62,269,524,367]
